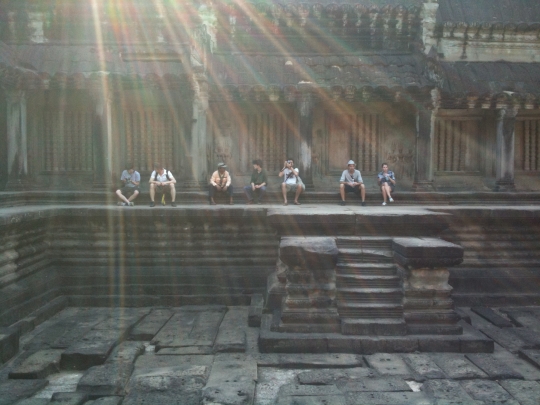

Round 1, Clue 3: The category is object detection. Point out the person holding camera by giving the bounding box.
[279,158,304,206]
[377,163,395,206]
[339,160,366,206]
[116,163,140,206]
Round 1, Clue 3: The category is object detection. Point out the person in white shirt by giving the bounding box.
[149,163,177,207]
[115,163,140,206]
[339,160,366,206]
[278,158,304,206]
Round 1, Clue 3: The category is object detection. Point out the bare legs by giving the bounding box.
[381,183,392,203]
[150,183,176,203]
[116,189,139,204]
[339,183,366,202]
[281,183,303,205]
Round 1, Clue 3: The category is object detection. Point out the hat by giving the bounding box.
[347,160,355,165]
[217,162,227,169]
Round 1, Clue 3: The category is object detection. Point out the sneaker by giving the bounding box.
[339,201,346,206]
[382,202,387,206]
[171,202,177,207]
[361,201,366,207]
[150,202,155,207]
[389,198,394,203]
[129,202,134,206]
[117,202,123,206]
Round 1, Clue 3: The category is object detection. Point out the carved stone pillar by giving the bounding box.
[494,107,518,191]
[5,91,29,190]
[91,90,114,190]
[413,106,436,191]
[295,82,314,189]
[185,72,209,189]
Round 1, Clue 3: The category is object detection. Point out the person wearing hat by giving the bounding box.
[339,160,366,206]
[209,162,234,205]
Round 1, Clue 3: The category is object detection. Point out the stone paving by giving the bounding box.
[2,306,540,404]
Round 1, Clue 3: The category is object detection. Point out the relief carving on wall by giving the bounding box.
[387,142,415,179]
[214,119,234,164]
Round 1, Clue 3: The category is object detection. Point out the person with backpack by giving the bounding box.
[149,163,177,207]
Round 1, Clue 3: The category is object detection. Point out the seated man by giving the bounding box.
[244,159,267,204]
[209,162,233,205]
[278,158,304,205]
[149,163,177,207]
[339,160,366,206]
[115,163,140,206]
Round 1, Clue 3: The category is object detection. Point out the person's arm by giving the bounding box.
[257,171,267,188]
[131,172,140,186]
[166,172,176,184]
[357,171,363,184]
[340,171,347,185]
[388,172,395,185]
[278,165,286,178]
[292,167,299,176]
[210,171,217,187]
[149,171,157,184]
[225,172,231,187]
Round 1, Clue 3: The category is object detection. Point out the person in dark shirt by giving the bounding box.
[244,159,268,204]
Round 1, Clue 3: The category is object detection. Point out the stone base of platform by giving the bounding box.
[258,315,493,354]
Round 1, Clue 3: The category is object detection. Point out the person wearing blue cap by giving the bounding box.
[339,160,366,206]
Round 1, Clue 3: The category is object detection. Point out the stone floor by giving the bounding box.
[2,306,540,404]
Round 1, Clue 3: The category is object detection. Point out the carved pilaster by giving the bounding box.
[413,89,439,191]
[295,82,315,189]
[5,91,29,190]
[90,88,114,190]
[495,106,518,191]
[184,72,209,189]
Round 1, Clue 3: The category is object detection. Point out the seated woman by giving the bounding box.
[377,163,395,206]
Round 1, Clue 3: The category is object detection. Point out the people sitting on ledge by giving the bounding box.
[149,163,177,207]
[244,159,267,205]
[209,162,234,205]
[116,162,140,206]
[377,162,396,206]
[279,158,304,206]
[339,160,366,206]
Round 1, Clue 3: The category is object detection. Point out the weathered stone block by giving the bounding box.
[77,363,134,397]
[248,294,264,327]
[364,353,412,377]
[499,380,540,405]
[279,237,338,270]
[214,307,248,353]
[460,380,514,402]
[431,354,488,380]
[0,379,48,405]
[276,395,347,405]
[393,237,464,259]
[345,391,432,405]
[278,384,342,396]
[0,326,19,365]
[296,368,377,385]
[339,377,411,392]
[129,309,174,341]
[402,353,447,380]
[50,392,89,404]
[9,349,63,379]
[422,379,473,401]
[465,353,524,379]
[471,307,513,328]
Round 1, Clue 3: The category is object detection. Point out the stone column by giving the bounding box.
[276,237,340,333]
[494,107,518,191]
[393,237,464,335]
[5,91,29,190]
[91,90,114,190]
[413,93,438,191]
[185,72,209,189]
[295,82,314,189]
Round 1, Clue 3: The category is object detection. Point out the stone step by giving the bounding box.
[336,288,403,303]
[54,256,277,267]
[341,318,407,336]
[336,274,401,288]
[336,237,393,249]
[456,259,540,268]
[337,302,404,318]
[464,250,540,259]
[336,262,397,276]
[459,241,540,250]
[338,247,394,257]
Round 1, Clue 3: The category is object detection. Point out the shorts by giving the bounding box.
[284,183,305,193]
[381,182,395,192]
[344,184,361,194]
[155,185,172,194]
[120,186,139,196]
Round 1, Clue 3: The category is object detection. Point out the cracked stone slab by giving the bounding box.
[297,368,378,385]
[202,357,257,405]
[278,384,342,396]
[480,327,534,353]
[105,341,145,365]
[431,354,488,380]
[0,379,48,405]
[214,307,248,353]
[465,353,524,380]
[511,327,540,347]
[9,349,63,379]
[499,380,540,405]
[492,344,540,381]
[364,354,413,377]
[124,367,206,405]
[500,308,540,331]
[275,395,347,405]
[345,391,432,405]
[77,363,134,397]
[129,309,174,341]
[50,392,89,404]
[61,329,126,370]
[519,349,540,369]
[402,353,446,380]
[422,379,473,401]
[339,377,411,392]
[133,354,213,377]
[92,309,148,331]
[157,346,214,355]
[151,311,198,348]
[460,380,514,402]
[257,354,362,368]
[470,307,513,328]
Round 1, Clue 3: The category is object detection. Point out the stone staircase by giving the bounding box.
[335,237,406,336]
